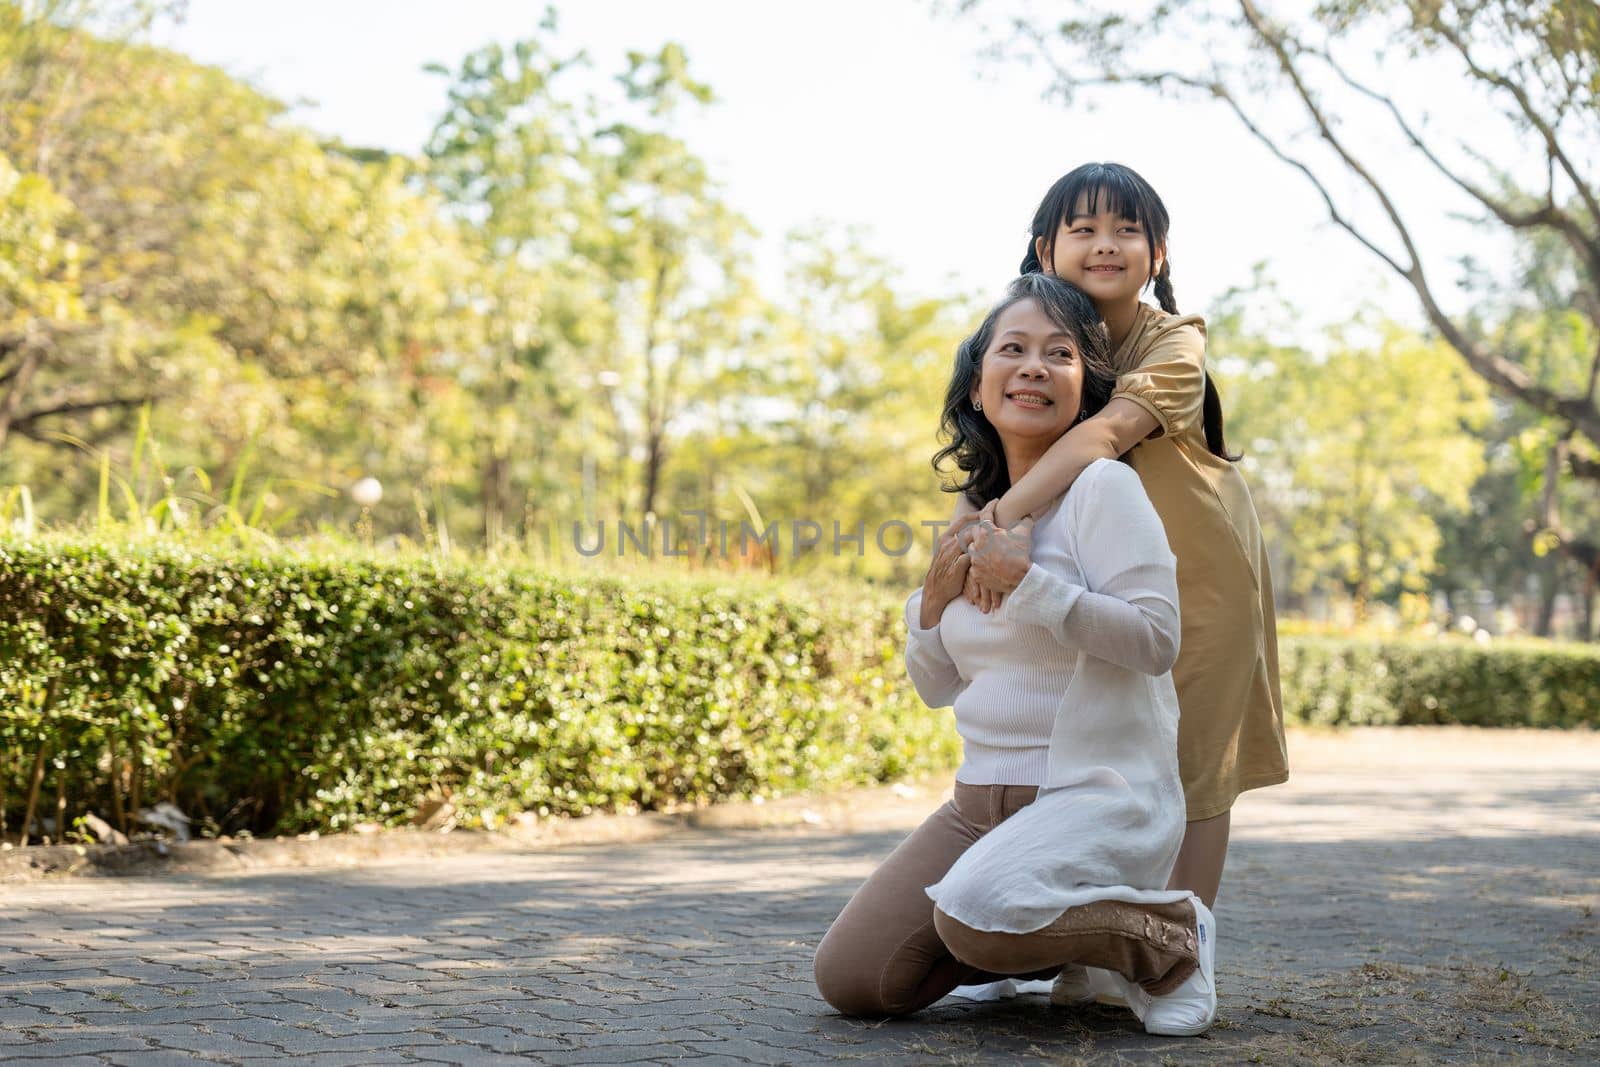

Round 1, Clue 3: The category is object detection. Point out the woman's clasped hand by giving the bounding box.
[925,508,1033,623]
[962,511,1035,614]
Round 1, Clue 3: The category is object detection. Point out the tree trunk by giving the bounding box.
[54,766,67,846]
[481,448,510,551]
[1535,561,1558,638]
[641,429,664,520]
[108,736,127,837]
[0,344,44,456]
[1585,581,1597,643]
[19,743,47,846]
[128,723,142,828]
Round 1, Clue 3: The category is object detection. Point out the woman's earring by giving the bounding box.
[972,398,983,411]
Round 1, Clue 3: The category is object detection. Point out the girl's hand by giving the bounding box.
[963,514,1036,614]
[960,500,998,611]
[921,511,984,628]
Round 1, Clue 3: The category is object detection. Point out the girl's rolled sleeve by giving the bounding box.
[1111,323,1207,439]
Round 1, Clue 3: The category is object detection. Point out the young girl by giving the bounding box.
[814,273,1218,1037]
[962,162,1290,911]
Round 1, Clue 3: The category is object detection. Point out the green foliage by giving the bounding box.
[3,2,1594,630]
[1216,302,1492,618]
[0,538,960,842]
[422,26,762,544]
[0,6,488,536]
[5,535,1596,845]
[0,12,976,575]
[1279,633,1600,729]
[0,152,83,332]
[724,227,972,585]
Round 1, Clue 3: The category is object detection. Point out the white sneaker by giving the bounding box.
[1135,896,1217,1037]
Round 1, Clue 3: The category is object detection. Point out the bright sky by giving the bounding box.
[152,0,1503,340]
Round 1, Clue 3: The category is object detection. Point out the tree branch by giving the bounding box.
[0,346,46,455]
[1569,451,1600,484]
[1587,331,1600,408]
[1430,17,1600,233]
[1020,31,1419,281]
[1315,43,1600,286]
[9,393,158,434]
[1238,0,1429,280]
[1232,0,1600,446]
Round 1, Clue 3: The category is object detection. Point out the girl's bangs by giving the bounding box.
[1059,166,1146,227]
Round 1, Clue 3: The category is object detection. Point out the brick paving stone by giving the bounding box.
[99,1052,221,1067]
[60,1006,252,1028]
[1,727,1597,1064]
[671,1036,807,1065]
[458,1036,577,1057]
[180,1017,303,1048]
[548,1047,706,1065]
[402,1047,546,1066]
[115,1022,284,1061]
[233,1055,419,1066]
[2,1035,154,1059]
[0,999,69,1030]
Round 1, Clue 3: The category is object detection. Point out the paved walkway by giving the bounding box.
[2,727,1597,1065]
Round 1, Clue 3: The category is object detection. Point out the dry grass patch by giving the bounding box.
[1236,958,1596,1060]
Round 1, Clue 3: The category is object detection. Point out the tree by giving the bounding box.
[0,153,86,454]
[424,24,594,549]
[1218,314,1491,620]
[0,2,189,461]
[425,27,758,543]
[1,5,487,530]
[957,0,1600,603]
[726,227,965,580]
[580,44,757,521]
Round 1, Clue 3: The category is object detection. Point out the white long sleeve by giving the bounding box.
[903,588,968,708]
[999,461,1180,676]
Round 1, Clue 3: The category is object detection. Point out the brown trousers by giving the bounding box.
[813,782,1199,1018]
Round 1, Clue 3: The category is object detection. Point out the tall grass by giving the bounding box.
[0,407,870,592]
[5,406,338,550]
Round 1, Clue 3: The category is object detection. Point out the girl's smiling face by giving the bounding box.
[1039,196,1165,307]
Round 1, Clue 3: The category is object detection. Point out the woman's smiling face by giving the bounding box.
[970,297,1083,445]
[1041,195,1163,306]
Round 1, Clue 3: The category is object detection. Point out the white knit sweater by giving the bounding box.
[906,458,1194,937]
[905,458,1182,786]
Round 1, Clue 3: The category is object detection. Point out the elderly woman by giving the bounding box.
[812,274,1217,1036]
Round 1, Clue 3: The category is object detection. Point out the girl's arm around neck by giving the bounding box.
[993,397,1161,527]
[996,462,1180,675]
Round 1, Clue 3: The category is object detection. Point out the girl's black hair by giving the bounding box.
[1021,162,1239,462]
[933,274,1120,508]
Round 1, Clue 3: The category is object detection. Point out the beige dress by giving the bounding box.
[1110,302,1289,819]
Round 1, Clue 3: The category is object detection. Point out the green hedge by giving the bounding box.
[3,539,1597,844]
[0,539,959,842]
[1278,634,1600,729]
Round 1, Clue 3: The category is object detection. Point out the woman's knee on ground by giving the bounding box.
[813,929,917,1018]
